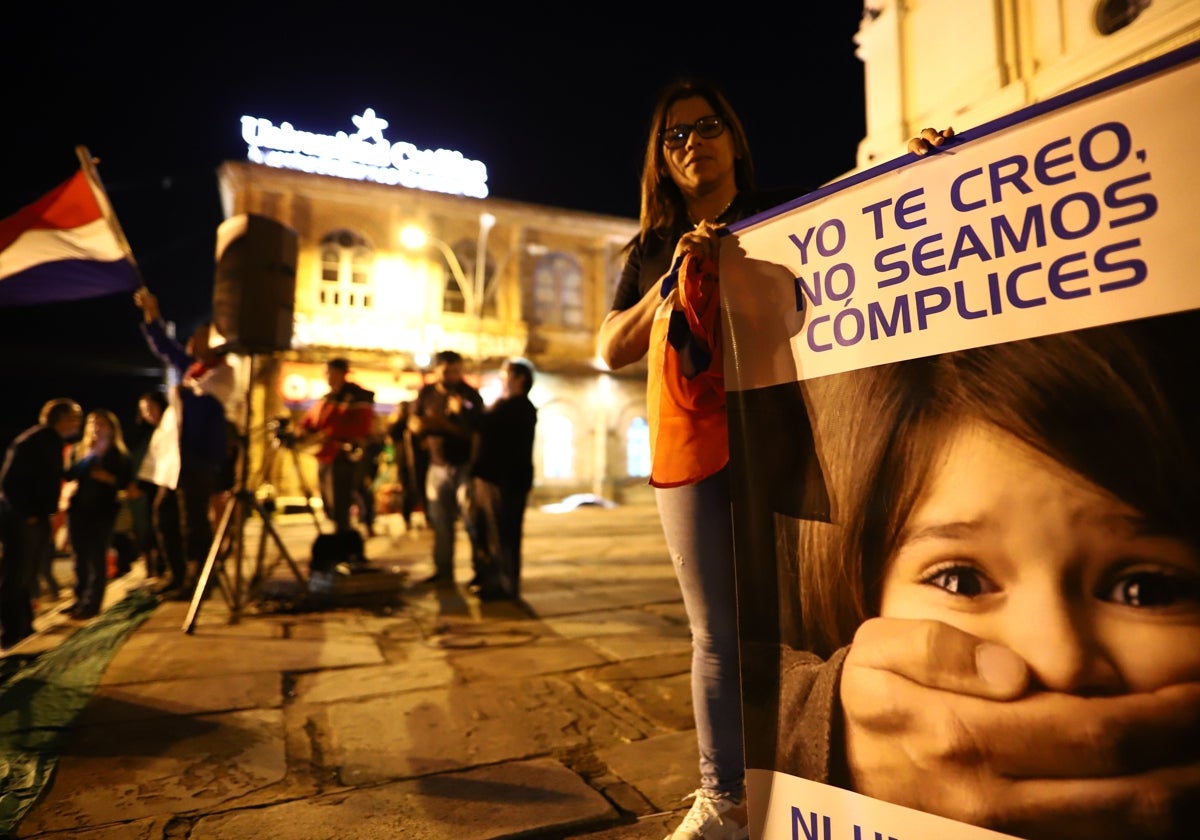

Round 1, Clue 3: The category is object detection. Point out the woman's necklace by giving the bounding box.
[690,193,737,228]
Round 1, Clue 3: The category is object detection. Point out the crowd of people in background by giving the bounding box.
[0,300,542,649]
[269,347,540,602]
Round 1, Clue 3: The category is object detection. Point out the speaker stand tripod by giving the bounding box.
[183,353,308,633]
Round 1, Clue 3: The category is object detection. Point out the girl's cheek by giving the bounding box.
[1100,624,1200,693]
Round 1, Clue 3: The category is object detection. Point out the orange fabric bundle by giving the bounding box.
[647,252,728,488]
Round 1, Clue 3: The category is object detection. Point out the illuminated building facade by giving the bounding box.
[218,112,642,506]
[853,0,1200,170]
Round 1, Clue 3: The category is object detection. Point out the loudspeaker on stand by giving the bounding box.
[211,214,299,354]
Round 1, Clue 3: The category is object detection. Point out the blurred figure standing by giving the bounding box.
[64,409,133,619]
[134,286,234,599]
[354,413,387,537]
[298,357,376,535]
[466,358,537,601]
[0,398,82,648]
[126,391,168,579]
[387,399,426,533]
[409,350,483,585]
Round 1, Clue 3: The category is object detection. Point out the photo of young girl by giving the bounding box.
[760,308,1200,840]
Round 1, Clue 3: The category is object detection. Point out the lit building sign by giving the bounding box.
[241,108,489,198]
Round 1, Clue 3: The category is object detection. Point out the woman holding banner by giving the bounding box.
[778,310,1200,839]
[598,76,954,840]
[598,79,787,840]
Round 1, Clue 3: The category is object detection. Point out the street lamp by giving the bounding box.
[400,212,496,367]
[399,218,485,316]
[400,213,546,367]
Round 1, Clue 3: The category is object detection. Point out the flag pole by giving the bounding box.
[75,145,140,273]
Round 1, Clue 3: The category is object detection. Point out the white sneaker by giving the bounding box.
[664,789,749,840]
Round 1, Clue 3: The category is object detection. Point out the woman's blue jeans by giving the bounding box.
[655,465,744,797]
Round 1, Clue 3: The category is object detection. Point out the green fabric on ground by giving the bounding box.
[0,589,158,834]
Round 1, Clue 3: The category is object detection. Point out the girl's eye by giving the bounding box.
[1105,570,1200,608]
[920,564,998,597]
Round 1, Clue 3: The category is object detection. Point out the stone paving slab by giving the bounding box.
[542,607,684,638]
[79,672,282,723]
[522,588,665,618]
[597,730,701,813]
[522,559,673,579]
[596,580,688,609]
[99,615,386,684]
[292,656,454,704]
[280,610,420,640]
[612,672,695,732]
[186,758,618,840]
[21,709,287,834]
[540,607,692,662]
[30,767,686,840]
[32,816,175,839]
[8,502,700,839]
[448,635,611,680]
[585,633,692,663]
[309,675,650,785]
[643,601,689,624]
[572,653,695,733]
[572,814,683,839]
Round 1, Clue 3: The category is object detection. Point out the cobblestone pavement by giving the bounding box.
[8,499,710,839]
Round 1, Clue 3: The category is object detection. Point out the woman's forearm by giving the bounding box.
[597,281,662,369]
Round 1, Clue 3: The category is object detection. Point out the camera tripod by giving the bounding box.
[183,354,315,633]
[261,425,322,511]
[250,419,325,575]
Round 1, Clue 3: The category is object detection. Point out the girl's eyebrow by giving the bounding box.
[1108,512,1185,542]
[898,518,986,546]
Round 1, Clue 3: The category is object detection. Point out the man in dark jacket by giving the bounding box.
[0,398,82,647]
[466,358,537,601]
[409,350,483,585]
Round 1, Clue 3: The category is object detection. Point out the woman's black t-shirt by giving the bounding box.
[609,187,805,312]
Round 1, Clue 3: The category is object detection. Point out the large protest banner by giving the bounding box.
[721,40,1200,840]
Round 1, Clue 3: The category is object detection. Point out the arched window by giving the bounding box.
[532,252,584,328]
[625,416,650,478]
[318,230,374,309]
[1094,0,1152,35]
[541,413,575,479]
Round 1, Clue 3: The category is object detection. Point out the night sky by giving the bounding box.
[0,5,867,447]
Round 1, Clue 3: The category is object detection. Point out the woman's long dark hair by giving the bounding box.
[634,79,756,246]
